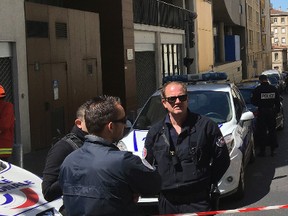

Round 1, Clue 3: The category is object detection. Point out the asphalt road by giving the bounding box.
[218,92,288,215]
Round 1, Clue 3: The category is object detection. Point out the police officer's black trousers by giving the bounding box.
[158,191,211,214]
[256,109,278,154]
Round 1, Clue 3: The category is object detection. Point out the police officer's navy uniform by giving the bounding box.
[59,134,161,216]
[251,79,281,156]
[144,110,230,214]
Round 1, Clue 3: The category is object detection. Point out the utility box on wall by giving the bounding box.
[225,35,240,61]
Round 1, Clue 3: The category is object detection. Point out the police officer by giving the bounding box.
[251,74,281,157]
[59,95,161,216]
[144,81,230,214]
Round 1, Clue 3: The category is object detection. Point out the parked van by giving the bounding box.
[262,69,285,93]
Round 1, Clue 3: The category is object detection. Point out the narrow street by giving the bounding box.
[218,92,288,215]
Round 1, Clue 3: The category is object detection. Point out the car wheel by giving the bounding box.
[233,163,245,200]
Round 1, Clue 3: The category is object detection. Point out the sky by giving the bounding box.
[270,0,288,11]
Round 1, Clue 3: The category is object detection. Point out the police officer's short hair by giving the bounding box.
[259,74,268,82]
[85,95,121,134]
[161,81,187,99]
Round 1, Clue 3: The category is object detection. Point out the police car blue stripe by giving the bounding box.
[0,163,12,175]
[133,130,138,152]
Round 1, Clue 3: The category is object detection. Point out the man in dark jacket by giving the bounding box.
[144,81,230,214]
[251,74,281,157]
[42,99,93,203]
[59,95,161,216]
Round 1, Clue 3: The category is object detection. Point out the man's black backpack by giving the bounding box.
[51,132,83,150]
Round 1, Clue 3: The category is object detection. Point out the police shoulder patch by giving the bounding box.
[216,136,226,147]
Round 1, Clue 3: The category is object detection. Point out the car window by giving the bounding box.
[134,95,167,130]
[133,90,233,129]
[268,76,278,85]
[231,87,245,121]
[239,89,253,104]
[268,73,280,81]
[188,91,232,124]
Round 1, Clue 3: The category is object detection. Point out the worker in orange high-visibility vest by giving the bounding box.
[0,85,14,161]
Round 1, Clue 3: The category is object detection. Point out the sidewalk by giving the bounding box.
[9,147,50,177]
[23,147,50,177]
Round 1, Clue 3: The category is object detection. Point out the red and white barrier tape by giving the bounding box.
[160,204,288,215]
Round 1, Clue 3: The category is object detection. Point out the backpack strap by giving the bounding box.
[62,133,83,150]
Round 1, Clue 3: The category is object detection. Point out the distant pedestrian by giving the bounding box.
[59,95,161,216]
[0,85,15,161]
[251,74,281,157]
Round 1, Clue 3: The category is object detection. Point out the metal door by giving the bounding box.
[28,62,68,150]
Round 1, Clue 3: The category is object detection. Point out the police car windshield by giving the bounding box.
[133,91,232,130]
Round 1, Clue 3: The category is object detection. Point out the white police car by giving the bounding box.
[0,159,62,215]
[118,72,255,202]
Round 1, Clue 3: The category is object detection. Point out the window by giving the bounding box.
[26,20,49,38]
[248,6,252,20]
[282,37,286,44]
[55,22,68,38]
[281,27,286,33]
[162,44,182,77]
[274,37,279,43]
[274,53,279,61]
[249,30,253,44]
[239,4,242,14]
[231,88,245,121]
[274,28,278,34]
[257,32,260,43]
[274,18,277,23]
[281,18,285,23]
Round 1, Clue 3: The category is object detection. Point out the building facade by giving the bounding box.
[0,0,30,158]
[246,0,261,77]
[260,0,272,73]
[212,0,246,82]
[0,0,276,155]
[271,8,288,71]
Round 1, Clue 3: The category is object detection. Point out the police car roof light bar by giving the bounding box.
[162,72,228,84]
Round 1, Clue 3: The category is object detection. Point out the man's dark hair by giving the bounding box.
[259,74,268,82]
[85,95,121,134]
[76,98,95,120]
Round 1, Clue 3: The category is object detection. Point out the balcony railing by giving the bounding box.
[133,0,197,30]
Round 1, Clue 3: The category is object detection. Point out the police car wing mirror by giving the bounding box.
[240,111,254,122]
